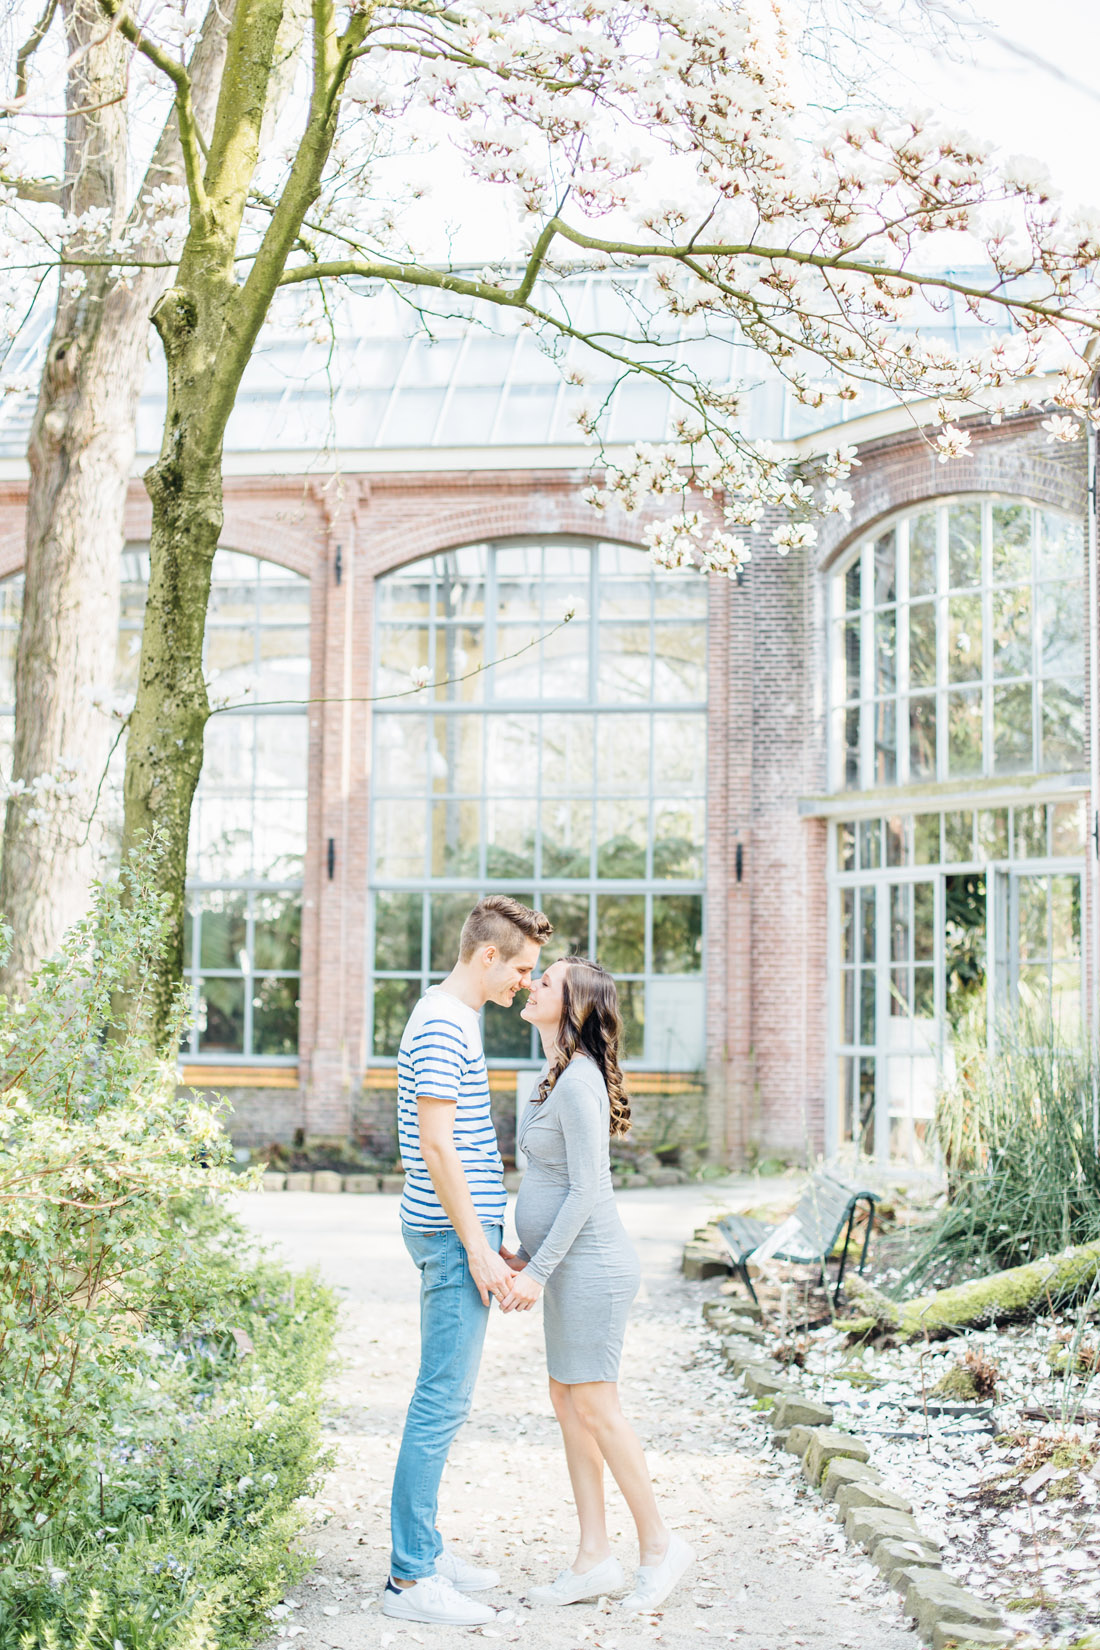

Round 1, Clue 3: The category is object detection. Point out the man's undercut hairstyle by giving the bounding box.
[459,895,553,962]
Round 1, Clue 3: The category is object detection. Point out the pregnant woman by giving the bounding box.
[500,956,693,1613]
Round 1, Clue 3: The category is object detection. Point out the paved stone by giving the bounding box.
[742,1366,796,1400]
[802,1427,872,1486]
[821,1456,882,1501]
[784,1423,815,1457]
[379,1173,404,1193]
[836,1481,914,1518]
[873,1542,942,1583]
[720,1316,767,1343]
[284,1171,312,1192]
[237,1181,920,1650]
[902,1572,1004,1641]
[772,1393,834,1430]
[312,1171,343,1194]
[846,1505,931,1553]
[681,1244,730,1280]
[721,1339,770,1373]
[343,1175,379,1194]
[930,1625,1013,1649]
[260,1171,286,1192]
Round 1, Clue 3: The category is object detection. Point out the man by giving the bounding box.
[382,894,553,1626]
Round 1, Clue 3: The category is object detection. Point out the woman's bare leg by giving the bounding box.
[568,1381,669,1566]
[549,1377,612,1571]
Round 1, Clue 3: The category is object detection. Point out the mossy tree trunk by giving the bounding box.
[115,0,368,1041]
[0,0,233,996]
[845,1240,1100,1343]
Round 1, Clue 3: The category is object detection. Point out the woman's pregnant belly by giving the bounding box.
[515,1171,629,1262]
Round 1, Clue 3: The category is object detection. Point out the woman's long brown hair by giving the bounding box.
[535,957,631,1138]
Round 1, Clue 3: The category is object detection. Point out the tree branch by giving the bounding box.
[96,0,211,222]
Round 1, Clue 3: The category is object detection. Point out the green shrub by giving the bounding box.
[0,853,338,1647]
[907,1018,1100,1285]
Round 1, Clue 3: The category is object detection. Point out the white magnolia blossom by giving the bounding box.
[3,0,1100,578]
[1041,414,1082,443]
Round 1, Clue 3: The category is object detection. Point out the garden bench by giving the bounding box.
[717,1170,880,1306]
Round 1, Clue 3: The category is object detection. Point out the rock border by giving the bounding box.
[258,1167,699,1194]
[700,1300,1013,1650]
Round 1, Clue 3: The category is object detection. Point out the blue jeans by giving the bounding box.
[390,1222,502,1581]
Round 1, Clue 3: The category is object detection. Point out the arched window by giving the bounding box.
[0,548,310,1061]
[831,498,1085,790]
[369,538,707,1067]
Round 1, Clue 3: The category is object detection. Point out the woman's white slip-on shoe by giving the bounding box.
[435,1546,501,1592]
[618,1533,695,1613]
[381,1574,497,1625]
[529,1555,625,1605]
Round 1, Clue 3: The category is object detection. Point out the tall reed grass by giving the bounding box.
[907,1019,1100,1286]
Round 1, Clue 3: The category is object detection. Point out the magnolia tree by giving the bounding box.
[2,0,1100,1037]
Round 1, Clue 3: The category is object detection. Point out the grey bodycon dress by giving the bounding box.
[514,1056,641,1384]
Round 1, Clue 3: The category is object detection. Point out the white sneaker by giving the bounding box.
[381,1574,497,1625]
[436,1545,501,1593]
[619,1533,695,1613]
[529,1555,625,1605]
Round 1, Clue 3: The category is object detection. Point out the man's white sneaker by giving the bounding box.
[619,1533,695,1613]
[529,1555,625,1605]
[382,1574,496,1625]
[435,1546,501,1593]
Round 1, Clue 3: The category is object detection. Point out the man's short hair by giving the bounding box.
[459,896,553,962]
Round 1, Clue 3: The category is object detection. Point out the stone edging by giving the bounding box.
[702,1300,1014,1650]
[259,1168,695,1194]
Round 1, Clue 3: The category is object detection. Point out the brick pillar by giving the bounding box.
[705,572,754,1165]
[302,480,372,1138]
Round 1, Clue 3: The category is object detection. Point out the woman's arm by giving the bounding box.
[521,1073,604,1286]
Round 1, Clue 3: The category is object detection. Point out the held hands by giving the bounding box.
[499,1268,542,1313]
[468,1244,515,1308]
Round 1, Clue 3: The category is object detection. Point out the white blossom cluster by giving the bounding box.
[2,0,1100,576]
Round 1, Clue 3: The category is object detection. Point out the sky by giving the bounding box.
[920,0,1100,211]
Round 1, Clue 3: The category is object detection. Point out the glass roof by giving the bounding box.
[0,267,1012,463]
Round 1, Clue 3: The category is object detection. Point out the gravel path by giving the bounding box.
[241,1185,920,1650]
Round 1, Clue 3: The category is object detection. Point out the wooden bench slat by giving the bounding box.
[712,1172,880,1306]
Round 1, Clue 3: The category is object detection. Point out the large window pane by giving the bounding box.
[909,512,937,597]
[993,683,1033,773]
[1041,679,1085,770]
[991,586,1031,678]
[375,800,427,878]
[653,895,703,972]
[596,894,645,974]
[430,799,481,876]
[433,714,484,794]
[373,978,422,1057]
[947,688,983,777]
[198,892,247,970]
[908,602,936,688]
[252,977,299,1056]
[429,892,474,972]
[992,503,1032,583]
[596,801,648,877]
[375,892,423,972]
[541,894,590,959]
[485,799,536,878]
[948,503,981,587]
[542,712,594,792]
[947,594,982,682]
[253,893,301,972]
[653,800,704,879]
[542,802,592,878]
[198,977,245,1054]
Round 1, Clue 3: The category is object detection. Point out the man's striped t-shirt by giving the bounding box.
[397,986,506,1231]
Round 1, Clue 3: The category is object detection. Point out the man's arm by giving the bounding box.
[418,1096,513,1307]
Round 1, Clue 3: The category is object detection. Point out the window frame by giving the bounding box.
[367,536,708,1070]
[829,495,1087,792]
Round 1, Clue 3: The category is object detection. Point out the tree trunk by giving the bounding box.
[844,1240,1100,1343]
[0,0,234,996]
[118,0,359,1045]
[0,0,132,992]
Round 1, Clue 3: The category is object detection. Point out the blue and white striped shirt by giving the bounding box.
[397,987,506,1231]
